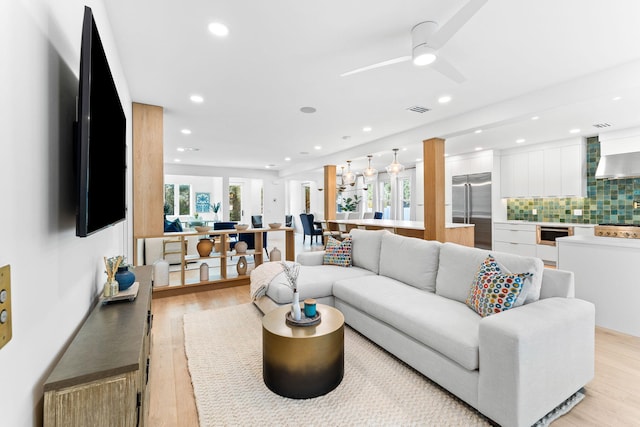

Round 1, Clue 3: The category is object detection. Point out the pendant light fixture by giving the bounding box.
[343,160,356,186]
[385,148,405,175]
[362,155,378,182]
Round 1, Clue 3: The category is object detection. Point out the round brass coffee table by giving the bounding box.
[262,304,344,399]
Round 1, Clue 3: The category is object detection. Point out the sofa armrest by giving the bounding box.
[478,297,595,427]
[296,251,325,266]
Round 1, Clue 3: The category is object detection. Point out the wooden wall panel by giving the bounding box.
[324,165,337,220]
[423,138,445,242]
[133,103,164,241]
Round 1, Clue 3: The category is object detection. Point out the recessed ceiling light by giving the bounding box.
[438,95,452,104]
[174,158,181,162]
[402,147,408,151]
[531,116,539,120]
[177,147,185,152]
[300,106,317,114]
[342,135,351,140]
[362,126,372,132]
[516,138,525,143]
[314,145,322,150]
[475,147,482,151]
[300,151,309,155]
[612,96,622,101]
[474,129,482,134]
[284,157,291,161]
[208,22,229,37]
[569,128,581,134]
[415,158,422,162]
[177,147,199,152]
[181,129,192,135]
[190,95,204,103]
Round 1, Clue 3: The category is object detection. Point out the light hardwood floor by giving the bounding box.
[148,285,640,427]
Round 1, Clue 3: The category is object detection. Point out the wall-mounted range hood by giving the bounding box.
[595,126,640,180]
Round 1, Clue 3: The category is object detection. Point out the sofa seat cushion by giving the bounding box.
[266,265,374,304]
[333,275,482,371]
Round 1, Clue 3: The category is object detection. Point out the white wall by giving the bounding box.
[0,1,131,425]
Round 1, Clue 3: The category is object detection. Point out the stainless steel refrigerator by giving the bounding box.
[452,172,492,250]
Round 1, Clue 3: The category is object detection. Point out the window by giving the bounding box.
[401,177,411,220]
[179,185,191,215]
[164,184,175,215]
[366,185,373,211]
[229,184,242,221]
[380,181,391,219]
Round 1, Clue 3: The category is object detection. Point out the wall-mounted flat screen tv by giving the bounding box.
[75,6,126,237]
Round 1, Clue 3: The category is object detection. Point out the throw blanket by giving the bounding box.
[250,262,284,300]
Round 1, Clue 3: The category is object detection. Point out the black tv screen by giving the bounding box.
[76,6,126,237]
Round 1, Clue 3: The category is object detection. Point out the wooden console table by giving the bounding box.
[43,267,153,427]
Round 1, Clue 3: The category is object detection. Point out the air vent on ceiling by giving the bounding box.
[406,105,431,114]
[592,122,612,129]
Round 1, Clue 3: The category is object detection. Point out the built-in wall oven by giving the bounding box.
[536,225,574,246]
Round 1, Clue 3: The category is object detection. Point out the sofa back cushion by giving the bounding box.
[436,242,544,305]
[378,233,441,291]
[350,229,389,274]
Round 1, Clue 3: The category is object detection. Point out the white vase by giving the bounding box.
[291,290,302,321]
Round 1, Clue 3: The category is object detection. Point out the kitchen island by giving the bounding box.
[326,219,475,247]
[557,235,640,337]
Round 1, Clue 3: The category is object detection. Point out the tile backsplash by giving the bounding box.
[507,137,640,224]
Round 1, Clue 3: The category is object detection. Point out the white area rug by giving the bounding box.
[183,304,583,426]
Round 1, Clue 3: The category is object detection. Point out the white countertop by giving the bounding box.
[495,220,595,228]
[557,235,640,249]
[327,219,474,230]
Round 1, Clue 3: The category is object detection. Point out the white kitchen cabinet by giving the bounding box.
[493,222,537,256]
[500,138,585,198]
[561,144,584,196]
[558,236,640,337]
[500,153,529,197]
[535,244,557,264]
[528,150,544,196]
[543,147,562,196]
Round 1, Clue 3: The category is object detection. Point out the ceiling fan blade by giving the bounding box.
[340,56,411,77]
[431,57,466,83]
[430,0,488,49]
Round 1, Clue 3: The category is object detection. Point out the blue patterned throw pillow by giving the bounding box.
[323,236,352,267]
[466,255,532,317]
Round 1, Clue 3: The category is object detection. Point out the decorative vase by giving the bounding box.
[115,266,136,291]
[213,212,219,222]
[197,238,213,257]
[235,241,248,254]
[200,263,209,281]
[269,246,282,261]
[291,290,301,321]
[236,256,248,275]
[153,259,169,287]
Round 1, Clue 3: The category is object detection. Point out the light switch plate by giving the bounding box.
[0,265,12,350]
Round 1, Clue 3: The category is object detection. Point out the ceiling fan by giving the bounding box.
[340,0,487,83]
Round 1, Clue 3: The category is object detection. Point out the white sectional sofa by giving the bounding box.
[253,229,595,427]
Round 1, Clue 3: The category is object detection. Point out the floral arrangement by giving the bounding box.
[280,261,300,293]
[104,255,124,283]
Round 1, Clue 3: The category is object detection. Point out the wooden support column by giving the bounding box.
[133,103,164,263]
[323,165,337,220]
[423,138,446,242]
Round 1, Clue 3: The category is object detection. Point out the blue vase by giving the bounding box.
[115,266,136,291]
